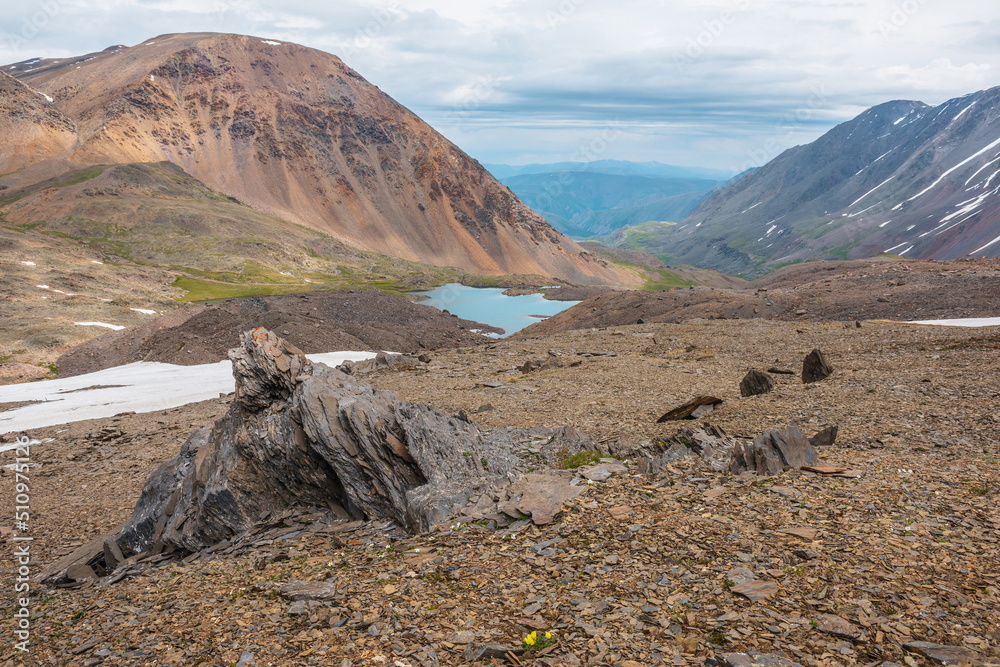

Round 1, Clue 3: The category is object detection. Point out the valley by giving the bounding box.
[0,24,999,667]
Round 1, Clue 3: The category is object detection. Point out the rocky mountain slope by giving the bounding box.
[3,32,631,285]
[54,290,502,377]
[0,161,492,384]
[616,88,1000,276]
[516,256,1000,337]
[0,71,77,179]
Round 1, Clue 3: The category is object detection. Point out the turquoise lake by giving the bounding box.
[416,283,580,336]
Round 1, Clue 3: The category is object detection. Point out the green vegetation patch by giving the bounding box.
[560,450,603,469]
[618,221,677,249]
[644,268,696,291]
[0,165,109,207]
[170,276,329,302]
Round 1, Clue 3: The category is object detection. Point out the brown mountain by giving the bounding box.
[4,33,633,285]
[0,71,77,179]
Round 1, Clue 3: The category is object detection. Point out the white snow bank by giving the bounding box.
[20,261,35,266]
[75,322,125,331]
[261,40,282,45]
[130,308,157,315]
[908,317,1000,328]
[907,136,1000,203]
[0,351,379,440]
[91,260,103,265]
[969,233,1000,255]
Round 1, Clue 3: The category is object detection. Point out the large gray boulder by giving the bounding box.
[115,328,589,558]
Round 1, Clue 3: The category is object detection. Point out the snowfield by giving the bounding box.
[908,317,1000,328]
[74,322,125,330]
[0,351,380,443]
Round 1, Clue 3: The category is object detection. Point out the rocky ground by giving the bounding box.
[1,314,998,666]
[52,290,502,378]
[518,257,1000,337]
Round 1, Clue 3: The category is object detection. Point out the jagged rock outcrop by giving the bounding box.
[728,424,819,476]
[635,423,820,477]
[40,327,592,574]
[802,348,834,384]
[740,369,775,397]
[635,424,739,474]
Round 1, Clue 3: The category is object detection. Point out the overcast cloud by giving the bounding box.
[2,0,999,171]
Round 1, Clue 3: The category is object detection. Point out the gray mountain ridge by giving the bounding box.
[612,87,1000,276]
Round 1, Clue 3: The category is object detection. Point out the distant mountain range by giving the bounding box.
[610,87,1000,276]
[1,32,632,286]
[486,160,730,238]
[485,160,733,181]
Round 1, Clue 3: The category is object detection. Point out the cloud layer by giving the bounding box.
[3,0,999,170]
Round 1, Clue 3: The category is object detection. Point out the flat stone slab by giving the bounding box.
[65,563,97,582]
[731,580,778,601]
[656,396,723,422]
[710,651,803,667]
[279,581,340,601]
[726,567,756,586]
[450,630,476,644]
[608,505,634,520]
[500,473,586,525]
[579,465,612,482]
[463,643,525,661]
[814,613,863,640]
[777,526,819,540]
[903,641,982,665]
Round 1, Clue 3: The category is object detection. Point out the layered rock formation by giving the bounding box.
[29,327,592,582]
[0,71,76,176]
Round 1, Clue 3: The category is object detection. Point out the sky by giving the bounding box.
[2,0,999,173]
